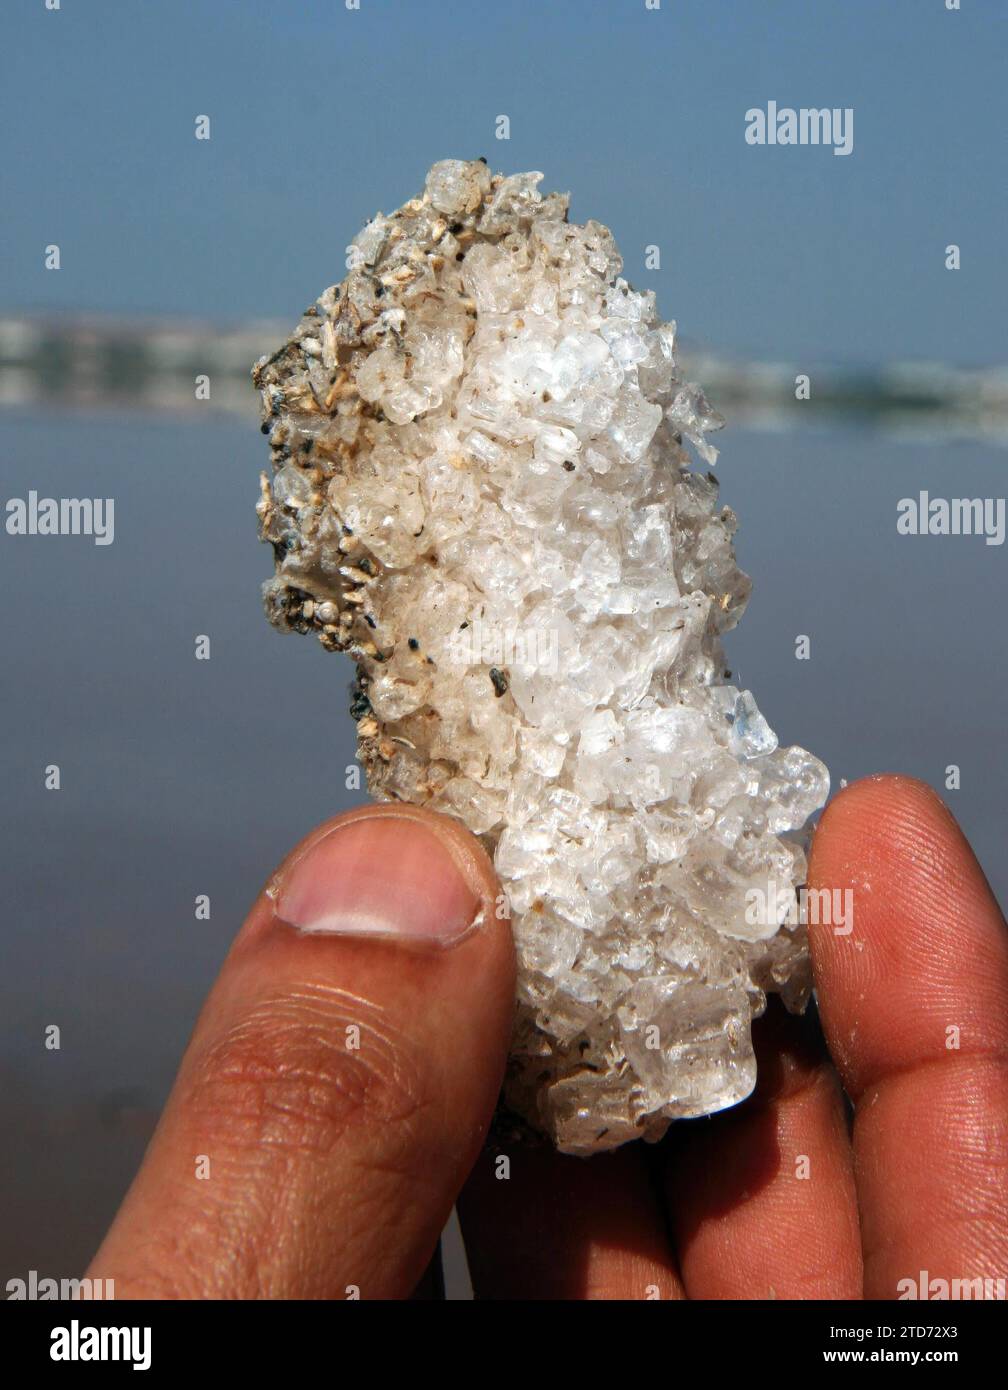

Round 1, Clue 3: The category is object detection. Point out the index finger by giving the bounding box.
[807,774,1008,1299]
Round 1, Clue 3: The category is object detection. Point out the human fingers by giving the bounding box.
[87,804,515,1299]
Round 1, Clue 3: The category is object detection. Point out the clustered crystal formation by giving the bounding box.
[254,160,829,1154]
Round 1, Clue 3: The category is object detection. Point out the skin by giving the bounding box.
[87,775,1008,1299]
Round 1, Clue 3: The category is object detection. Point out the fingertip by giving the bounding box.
[808,771,1008,1098]
[813,772,952,857]
[269,804,500,946]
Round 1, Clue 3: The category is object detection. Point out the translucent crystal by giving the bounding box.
[253,160,829,1155]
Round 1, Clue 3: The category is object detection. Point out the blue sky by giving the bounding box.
[4,0,1005,364]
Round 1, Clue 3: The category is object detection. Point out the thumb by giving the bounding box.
[87,804,514,1299]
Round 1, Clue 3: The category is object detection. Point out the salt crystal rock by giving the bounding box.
[253,159,829,1155]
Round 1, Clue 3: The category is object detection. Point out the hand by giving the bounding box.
[88,777,1008,1299]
